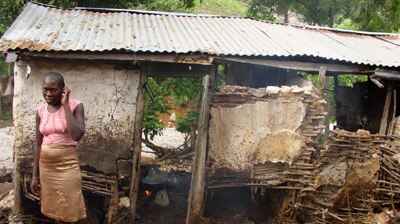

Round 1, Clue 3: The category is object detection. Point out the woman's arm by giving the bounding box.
[62,87,85,141]
[30,111,43,195]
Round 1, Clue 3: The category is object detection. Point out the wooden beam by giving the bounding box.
[379,81,393,135]
[146,62,209,77]
[374,69,400,81]
[186,66,215,224]
[214,57,373,74]
[128,63,147,222]
[21,52,212,65]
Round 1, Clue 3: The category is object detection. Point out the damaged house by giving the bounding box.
[1,2,400,223]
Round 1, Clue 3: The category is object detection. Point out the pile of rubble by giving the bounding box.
[206,85,400,223]
[294,129,400,223]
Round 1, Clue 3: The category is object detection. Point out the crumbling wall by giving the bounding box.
[297,129,400,223]
[13,59,140,174]
[208,85,325,173]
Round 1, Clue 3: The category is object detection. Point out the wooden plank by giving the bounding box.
[379,82,393,135]
[21,51,212,65]
[128,63,147,222]
[214,57,372,74]
[186,66,215,224]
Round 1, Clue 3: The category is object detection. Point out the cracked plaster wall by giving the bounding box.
[13,59,140,173]
[208,94,307,172]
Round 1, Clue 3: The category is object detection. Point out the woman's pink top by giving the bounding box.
[38,99,82,146]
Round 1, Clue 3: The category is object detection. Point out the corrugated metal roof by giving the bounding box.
[1,2,399,67]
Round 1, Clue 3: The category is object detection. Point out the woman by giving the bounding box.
[30,72,87,222]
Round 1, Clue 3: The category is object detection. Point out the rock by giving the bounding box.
[266,86,280,95]
[0,189,14,210]
[280,86,293,93]
[291,86,305,94]
[248,88,266,98]
[118,197,130,208]
[155,189,169,207]
[169,112,176,122]
[374,211,390,224]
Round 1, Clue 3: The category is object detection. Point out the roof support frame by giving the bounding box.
[20,52,212,65]
[214,57,374,75]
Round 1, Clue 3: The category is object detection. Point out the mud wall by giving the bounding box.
[13,59,140,174]
[208,85,325,173]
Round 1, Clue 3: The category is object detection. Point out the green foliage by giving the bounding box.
[138,0,247,16]
[143,78,172,140]
[338,75,368,87]
[138,0,188,12]
[176,110,199,133]
[191,0,247,16]
[0,0,24,36]
[335,18,359,30]
[216,64,227,90]
[248,0,293,22]
[348,0,400,32]
[162,77,203,107]
[248,0,351,26]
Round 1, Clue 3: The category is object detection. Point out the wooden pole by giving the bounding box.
[128,63,147,222]
[13,61,27,216]
[379,81,393,135]
[186,65,215,224]
[317,66,329,138]
[324,75,331,139]
[317,66,327,92]
[388,89,397,134]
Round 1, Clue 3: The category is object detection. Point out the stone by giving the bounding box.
[266,86,280,95]
[118,197,130,208]
[280,86,293,93]
[169,112,176,122]
[155,189,169,207]
[248,88,266,98]
[291,86,305,94]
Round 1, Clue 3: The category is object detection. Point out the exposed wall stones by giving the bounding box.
[13,59,140,173]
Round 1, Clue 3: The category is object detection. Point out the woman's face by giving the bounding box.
[42,78,63,105]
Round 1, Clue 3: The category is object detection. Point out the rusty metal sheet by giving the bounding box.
[0,2,399,67]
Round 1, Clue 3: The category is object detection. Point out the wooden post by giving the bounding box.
[13,61,27,216]
[317,66,329,138]
[379,82,393,135]
[106,182,119,223]
[317,66,326,91]
[389,89,397,134]
[186,65,215,224]
[128,63,147,222]
[324,75,331,139]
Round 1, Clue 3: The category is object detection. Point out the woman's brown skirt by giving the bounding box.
[39,144,87,222]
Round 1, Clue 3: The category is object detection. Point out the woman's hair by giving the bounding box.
[43,72,65,87]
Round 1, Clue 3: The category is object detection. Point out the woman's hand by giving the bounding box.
[61,86,71,105]
[30,178,40,196]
